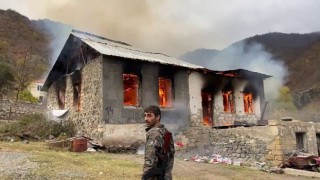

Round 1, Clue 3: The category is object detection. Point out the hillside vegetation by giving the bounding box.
[0,10,53,99]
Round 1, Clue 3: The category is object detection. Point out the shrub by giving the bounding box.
[18,89,38,103]
[0,114,75,140]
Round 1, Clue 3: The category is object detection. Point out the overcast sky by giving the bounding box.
[1,0,320,57]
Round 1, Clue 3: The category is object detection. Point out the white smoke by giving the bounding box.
[40,20,72,66]
[161,101,190,136]
[207,41,288,101]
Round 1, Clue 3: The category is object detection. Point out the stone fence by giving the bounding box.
[0,99,46,120]
[175,120,320,166]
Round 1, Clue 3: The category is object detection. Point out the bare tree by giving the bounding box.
[13,47,46,101]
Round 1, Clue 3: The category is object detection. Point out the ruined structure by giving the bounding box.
[43,30,269,142]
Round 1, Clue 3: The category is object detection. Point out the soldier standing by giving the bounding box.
[142,105,175,180]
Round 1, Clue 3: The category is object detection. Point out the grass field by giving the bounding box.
[0,141,314,180]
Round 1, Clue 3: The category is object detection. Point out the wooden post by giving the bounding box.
[8,107,12,121]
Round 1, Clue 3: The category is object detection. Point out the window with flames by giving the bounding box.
[158,77,173,107]
[123,74,139,106]
[201,92,213,126]
[222,90,235,113]
[243,92,254,114]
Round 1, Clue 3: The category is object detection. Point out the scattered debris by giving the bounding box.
[185,154,234,165]
[176,142,184,147]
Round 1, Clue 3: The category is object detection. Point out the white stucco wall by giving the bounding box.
[188,72,204,116]
[29,81,46,99]
[100,124,146,141]
[188,71,263,127]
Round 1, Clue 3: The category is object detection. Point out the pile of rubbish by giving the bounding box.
[184,154,239,165]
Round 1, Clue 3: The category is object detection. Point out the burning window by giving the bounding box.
[123,74,139,106]
[57,89,65,109]
[202,92,213,126]
[243,92,254,113]
[159,78,173,107]
[222,91,235,113]
[73,81,81,111]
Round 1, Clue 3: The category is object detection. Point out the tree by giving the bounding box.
[275,86,296,111]
[0,61,15,98]
[13,48,46,100]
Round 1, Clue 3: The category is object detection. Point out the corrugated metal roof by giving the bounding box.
[71,30,204,69]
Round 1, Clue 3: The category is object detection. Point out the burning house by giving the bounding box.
[43,30,270,142]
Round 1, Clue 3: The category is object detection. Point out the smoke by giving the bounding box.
[2,0,320,59]
[39,20,72,66]
[207,41,288,101]
[161,101,190,136]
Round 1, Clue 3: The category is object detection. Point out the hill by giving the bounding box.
[0,9,71,99]
[0,9,50,63]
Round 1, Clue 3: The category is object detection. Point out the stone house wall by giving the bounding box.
[47,56,103,138]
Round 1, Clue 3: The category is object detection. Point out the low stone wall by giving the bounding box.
[0,99,45,120]
[177,119,320,166]
[176,126,275,164]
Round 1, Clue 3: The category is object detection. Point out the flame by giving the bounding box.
[202,92,213,126]
[243,92,254,113]
[159,78,172,107]
[123,74,139,106]
[203,116,212,126]
[222,91,235,113]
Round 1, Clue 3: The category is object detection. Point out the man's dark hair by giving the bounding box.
[144,105,161,118]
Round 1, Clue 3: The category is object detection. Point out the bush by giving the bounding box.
[0,114,75,140]
[18,89,38,103]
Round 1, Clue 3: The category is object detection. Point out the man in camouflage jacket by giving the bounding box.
[142,105,175,180]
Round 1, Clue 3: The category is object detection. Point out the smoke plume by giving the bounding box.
[207,41,288,101]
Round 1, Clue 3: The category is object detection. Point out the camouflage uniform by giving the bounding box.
[142,124,175,180]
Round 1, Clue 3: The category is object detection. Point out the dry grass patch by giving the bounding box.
[0,141,142,180]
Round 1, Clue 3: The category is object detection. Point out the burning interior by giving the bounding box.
[243,92,253,113]
[159,77,173,108]
[123,74,139,106]
[243,85,257,114]
[222,83,235,113]
[201,92,213,126]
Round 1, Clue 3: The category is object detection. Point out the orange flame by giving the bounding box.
[123,74,139,106]
[159,78,172,107]
[202,92,213,126]
[243,92,254,113]
[222,91,235,113]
